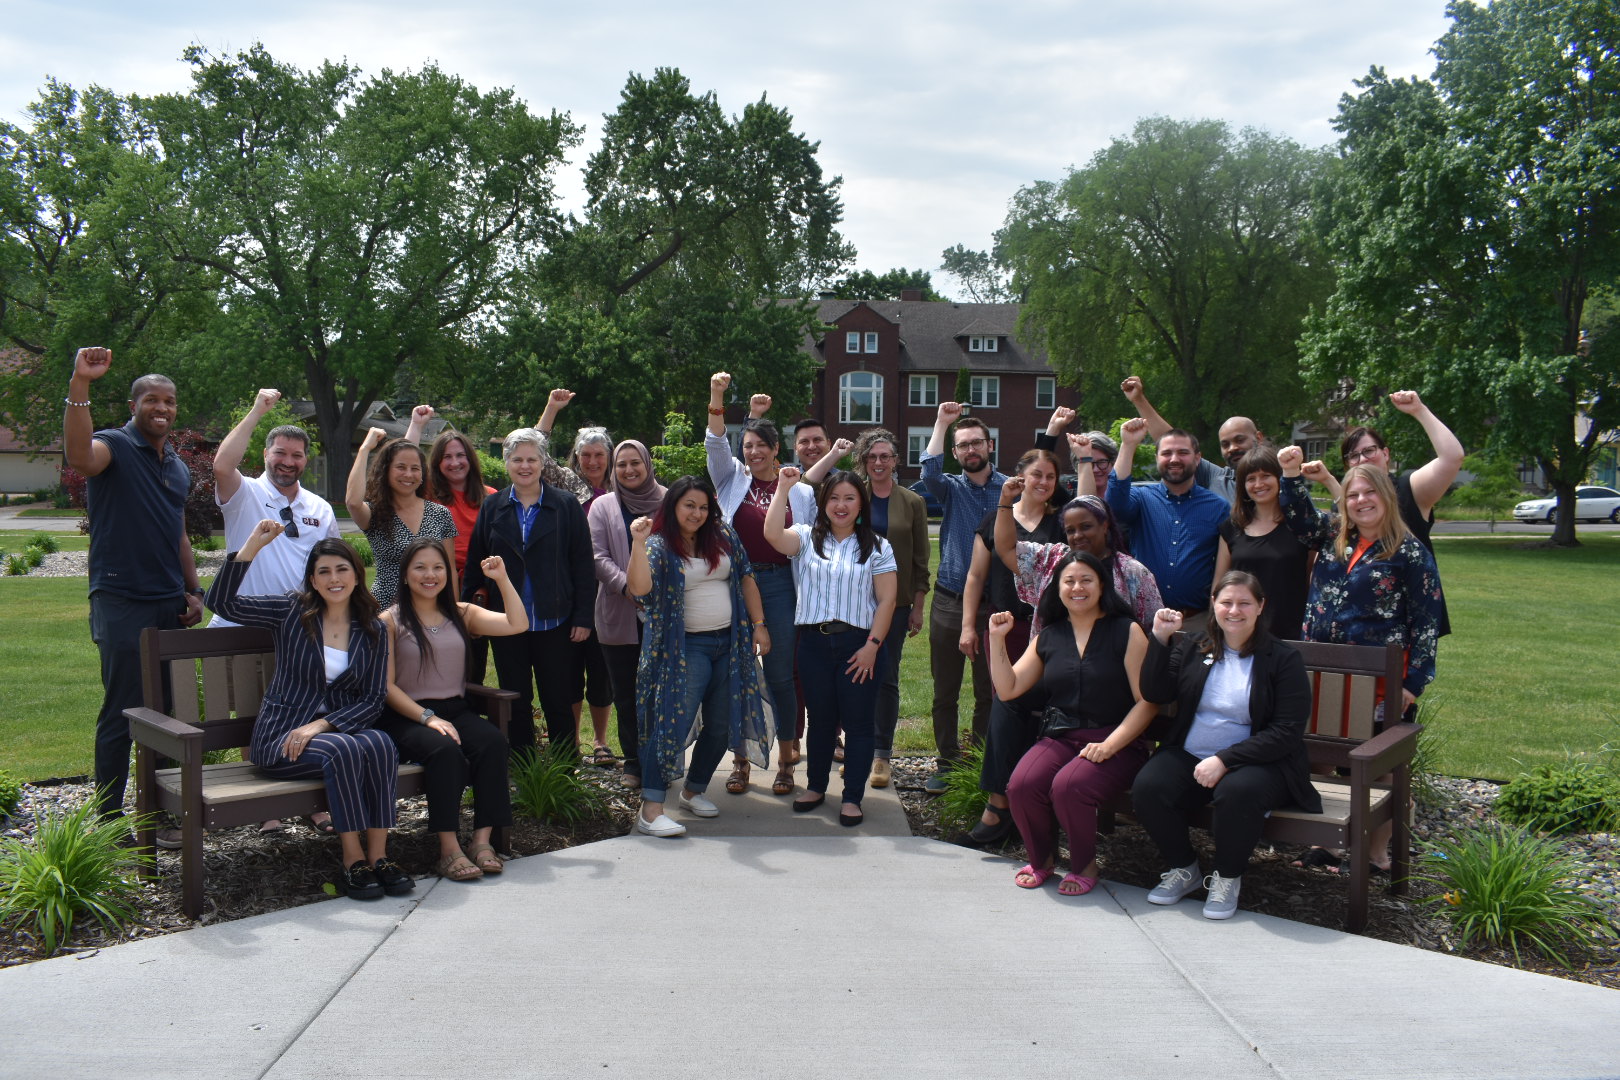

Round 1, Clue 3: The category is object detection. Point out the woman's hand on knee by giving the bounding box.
[1077,741,1116,763]
[427,717,461,744]
[1193,755,1227,788]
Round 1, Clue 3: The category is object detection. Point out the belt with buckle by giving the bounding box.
[809,620,860,635]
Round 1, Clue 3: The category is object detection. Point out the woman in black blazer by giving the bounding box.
[207,520,407,902]
[1133,571,1320,920]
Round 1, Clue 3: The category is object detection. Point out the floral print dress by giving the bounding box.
[1279,475,1442,698]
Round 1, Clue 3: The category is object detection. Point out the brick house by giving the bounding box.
[798,292,1078,480]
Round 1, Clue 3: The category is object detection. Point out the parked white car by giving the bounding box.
[1512,485,1620,523]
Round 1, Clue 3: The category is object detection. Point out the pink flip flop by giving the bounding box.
[1059,872,1098,896]
[1015,864,1054,889]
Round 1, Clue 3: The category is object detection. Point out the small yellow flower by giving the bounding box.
[1442,890,1462,907]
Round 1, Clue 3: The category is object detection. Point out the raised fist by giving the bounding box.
[749,393,771,415]
[1152,608,1183,640]
[1120,417,1149,442]
[479,555,507,580]
[362,427,389,450]
[710,372,732,394]
[1121,375,1145,402]
[546,389,575,409]
[73,347,112,383]
[1389,390,1424,415]
[1301,460,1331,484]
[778,465,802,485]
[629,516,653,542]
[830,437,854,459]
[1000,476,1026,504]
[987,611,1015,638]
[1277,445,1304,476]
[1047,405,1076,430]
[254,389,283,413]
[938,401,963,422]
[411,404,436,422]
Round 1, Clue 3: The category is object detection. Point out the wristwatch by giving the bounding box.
[419,708,436,725]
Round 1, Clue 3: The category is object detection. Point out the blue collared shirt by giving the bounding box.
[921,453,1007,593]
[1104,473,1228,610]
[510,486,563,633]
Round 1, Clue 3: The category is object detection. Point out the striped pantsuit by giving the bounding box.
[259,729,399,832]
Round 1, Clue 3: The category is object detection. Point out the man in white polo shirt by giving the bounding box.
[211,389,343,835]
[211,389,342,627]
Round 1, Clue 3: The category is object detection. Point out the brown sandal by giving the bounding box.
[466,843,503,875]
[436,852,484,882]
[725,761,750,794]
[772,764,794,796]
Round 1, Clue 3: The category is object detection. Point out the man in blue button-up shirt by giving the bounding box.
[920,402,1007,791]
[1105,417,1227,633]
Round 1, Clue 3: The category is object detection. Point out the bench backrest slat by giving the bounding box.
[167,658,201,725]
[229,653,271,717]
[1289,641,1403,741]
[201,655,235,722]
[141,627,278,735]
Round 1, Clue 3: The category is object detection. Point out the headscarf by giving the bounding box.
[1062,494,1129,559]
[612,439,666,516]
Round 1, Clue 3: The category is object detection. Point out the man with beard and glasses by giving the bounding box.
[1106,418,1228,633]
[63,348,204,828]
[1119,375,1266,504]
[211,388,344,834]
[920,401,1008,792]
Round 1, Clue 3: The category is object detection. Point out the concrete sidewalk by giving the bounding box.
[3,766,1617,1079]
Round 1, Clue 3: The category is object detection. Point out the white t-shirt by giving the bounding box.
[211,471,341,627]
[683,553,733,633]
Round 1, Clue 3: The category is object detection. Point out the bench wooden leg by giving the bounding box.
[181,813,206,920]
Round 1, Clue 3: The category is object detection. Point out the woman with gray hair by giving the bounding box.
[461,427,597,759]
[559,421,619,765]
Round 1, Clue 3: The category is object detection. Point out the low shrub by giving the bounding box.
[0,796,153,957]
[192,533,221,552]
[511,744,607,825]
[4,555,26,575]
[0,770,22,817]
[24,548,44,568]
[1495,760,1620,836]
[347,535,374,567]
[477,450,508,491]
[1417,821,1616,968]
[933,742,989,836]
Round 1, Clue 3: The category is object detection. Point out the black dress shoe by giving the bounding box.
[792,794,825,813]
[344,860,384,900]
[967,805,1016,846]
[839,809,864,827]
[372,857,415,896]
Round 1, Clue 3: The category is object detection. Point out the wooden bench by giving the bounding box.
[124,625,518,919]
[1109,640,1418,932]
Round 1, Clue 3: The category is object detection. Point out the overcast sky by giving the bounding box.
[2,1,1454,291]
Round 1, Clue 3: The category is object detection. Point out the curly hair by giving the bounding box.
[365,439,427,530]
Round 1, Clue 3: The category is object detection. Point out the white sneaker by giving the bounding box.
[635,811,687,837]
[1146,860,1202,905]
[1202,871,1242,920]
[678,791,719,818]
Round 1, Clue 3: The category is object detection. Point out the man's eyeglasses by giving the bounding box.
[953,438,988,451]
[278,505,301,538]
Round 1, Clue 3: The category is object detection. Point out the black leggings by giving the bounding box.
[1130,747,1292,878]
[374,697,512,833]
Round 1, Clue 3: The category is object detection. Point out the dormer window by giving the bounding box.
[968,336,999,353]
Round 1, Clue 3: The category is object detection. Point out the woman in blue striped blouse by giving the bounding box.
[763,466,897,827]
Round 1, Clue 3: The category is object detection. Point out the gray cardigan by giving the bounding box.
[588,491,641,646]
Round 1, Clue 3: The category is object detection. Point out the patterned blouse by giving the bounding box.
[1012,542,1163,632]
[633,520,772,785]
[1279,475,1442,697]
[365,500,457,610]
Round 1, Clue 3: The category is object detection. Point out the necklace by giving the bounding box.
[424,618,447,634]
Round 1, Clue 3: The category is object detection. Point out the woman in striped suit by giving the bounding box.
[763,466,897,827]
[207,520,407,901]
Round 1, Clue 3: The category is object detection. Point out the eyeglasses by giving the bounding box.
[865,453,896,463]
[953,438,988,451]
[278,505,301,538]
[1345,444,1383,464]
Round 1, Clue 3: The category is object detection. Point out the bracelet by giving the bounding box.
[997,504,1015,511]
[1079,458,1095,463]
[869,636,881,646]
[64,397,91,408]
[707,405,725,416]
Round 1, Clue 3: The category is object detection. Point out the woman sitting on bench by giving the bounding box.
[207,520,407,902]
[376,540,528,881]
[1132,572,1320,920]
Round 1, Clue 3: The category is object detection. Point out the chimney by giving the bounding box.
[899,289,924,302]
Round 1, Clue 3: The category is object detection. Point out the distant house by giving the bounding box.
[780,292,1078,479]
[0,349,63,494]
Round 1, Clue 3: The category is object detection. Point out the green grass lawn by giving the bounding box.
[2,536,1615,783]
[0,530,90,554]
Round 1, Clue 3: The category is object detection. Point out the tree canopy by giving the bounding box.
[998,116,1334,445]
[1301,0,1620,544]
[828,267,943,301]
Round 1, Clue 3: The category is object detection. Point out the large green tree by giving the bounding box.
[466,68,850,444]
[0,81,218,446]
[829,267,943,301]
[998,117,1334,444]
[136,44,579,496]
[1302,0,1620,545]
[938,243,1017,303]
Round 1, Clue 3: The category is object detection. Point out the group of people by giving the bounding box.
[67,346,1455,916]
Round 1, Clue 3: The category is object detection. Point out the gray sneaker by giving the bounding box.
[1146,860,1202,905]
[1202,871,1242,920]
[923,771,950,794]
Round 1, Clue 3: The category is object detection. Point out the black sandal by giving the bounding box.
[967,804,1016,846]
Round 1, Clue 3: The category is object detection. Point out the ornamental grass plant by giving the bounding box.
[0,796,152,957]
[1417,820,1616,968]
[933,742,989,835]
[511,744,608,825]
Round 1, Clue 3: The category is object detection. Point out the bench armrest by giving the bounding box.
[463,682,520,704]
[1348,722,1421,778]
[126,707,204,762]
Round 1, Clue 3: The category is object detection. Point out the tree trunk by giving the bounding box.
[1548,477,1580,547]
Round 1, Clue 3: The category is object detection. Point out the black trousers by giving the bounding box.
[89,591,182,817]
[1130,746,1292,878]
[490,625,579,758]
[978,690,1046,797]
[374,697,511,833]
[599,637,643,778]
[572,630,614,709]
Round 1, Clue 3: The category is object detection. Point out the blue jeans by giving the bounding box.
[798,626,884,806]
[752,566,800,740]
[874,605,910,759]
[643,630,733,803]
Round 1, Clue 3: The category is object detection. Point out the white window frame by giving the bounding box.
[909,374,939,407]
[839,370,884,425]
[1035,377,1056,410]
[985,426,1001,470]
[969,375,1000,409]
[845,331,860,354]
[968,335,1000,353]
[864,331,879,354]
[907,427,932,469]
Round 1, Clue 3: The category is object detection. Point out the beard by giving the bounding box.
[1158,462,1190,484]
